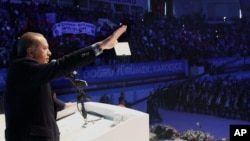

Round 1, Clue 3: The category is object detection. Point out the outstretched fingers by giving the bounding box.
[100,25,127,50]
[112,25,127,39]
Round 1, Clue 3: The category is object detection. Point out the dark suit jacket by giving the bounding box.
[4,46,96,141]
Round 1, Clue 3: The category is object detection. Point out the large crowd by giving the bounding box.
[148,74,250,122]
[1,1,250,69]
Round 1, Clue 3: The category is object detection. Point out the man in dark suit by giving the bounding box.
[3,25,127,141]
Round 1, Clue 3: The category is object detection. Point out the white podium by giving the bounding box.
[0,114,4,141]
[57,102,149,141]
[0,102,149,141]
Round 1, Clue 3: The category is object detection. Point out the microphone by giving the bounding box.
[50,59,91,99]
[73,79,88,87]
[64,70,78,80]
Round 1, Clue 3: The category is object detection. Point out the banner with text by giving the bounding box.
[52,21,96,37]
[79,60,188,83]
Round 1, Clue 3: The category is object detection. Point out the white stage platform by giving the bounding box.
[0,102,149,141]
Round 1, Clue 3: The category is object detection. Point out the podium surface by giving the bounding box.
[0,114,4,141]
[58,102,149,141]
[0,102,149,141]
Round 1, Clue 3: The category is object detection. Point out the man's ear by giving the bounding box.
[27,47,34,57]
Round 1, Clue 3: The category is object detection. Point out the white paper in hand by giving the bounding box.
[114,42,131,56]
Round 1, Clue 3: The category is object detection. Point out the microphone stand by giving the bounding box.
[65,74,90,127]
[76,86,89,126]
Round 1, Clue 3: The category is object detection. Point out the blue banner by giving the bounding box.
[0,69,7,92]
[79,60,188,83]
[207,56,250,68]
